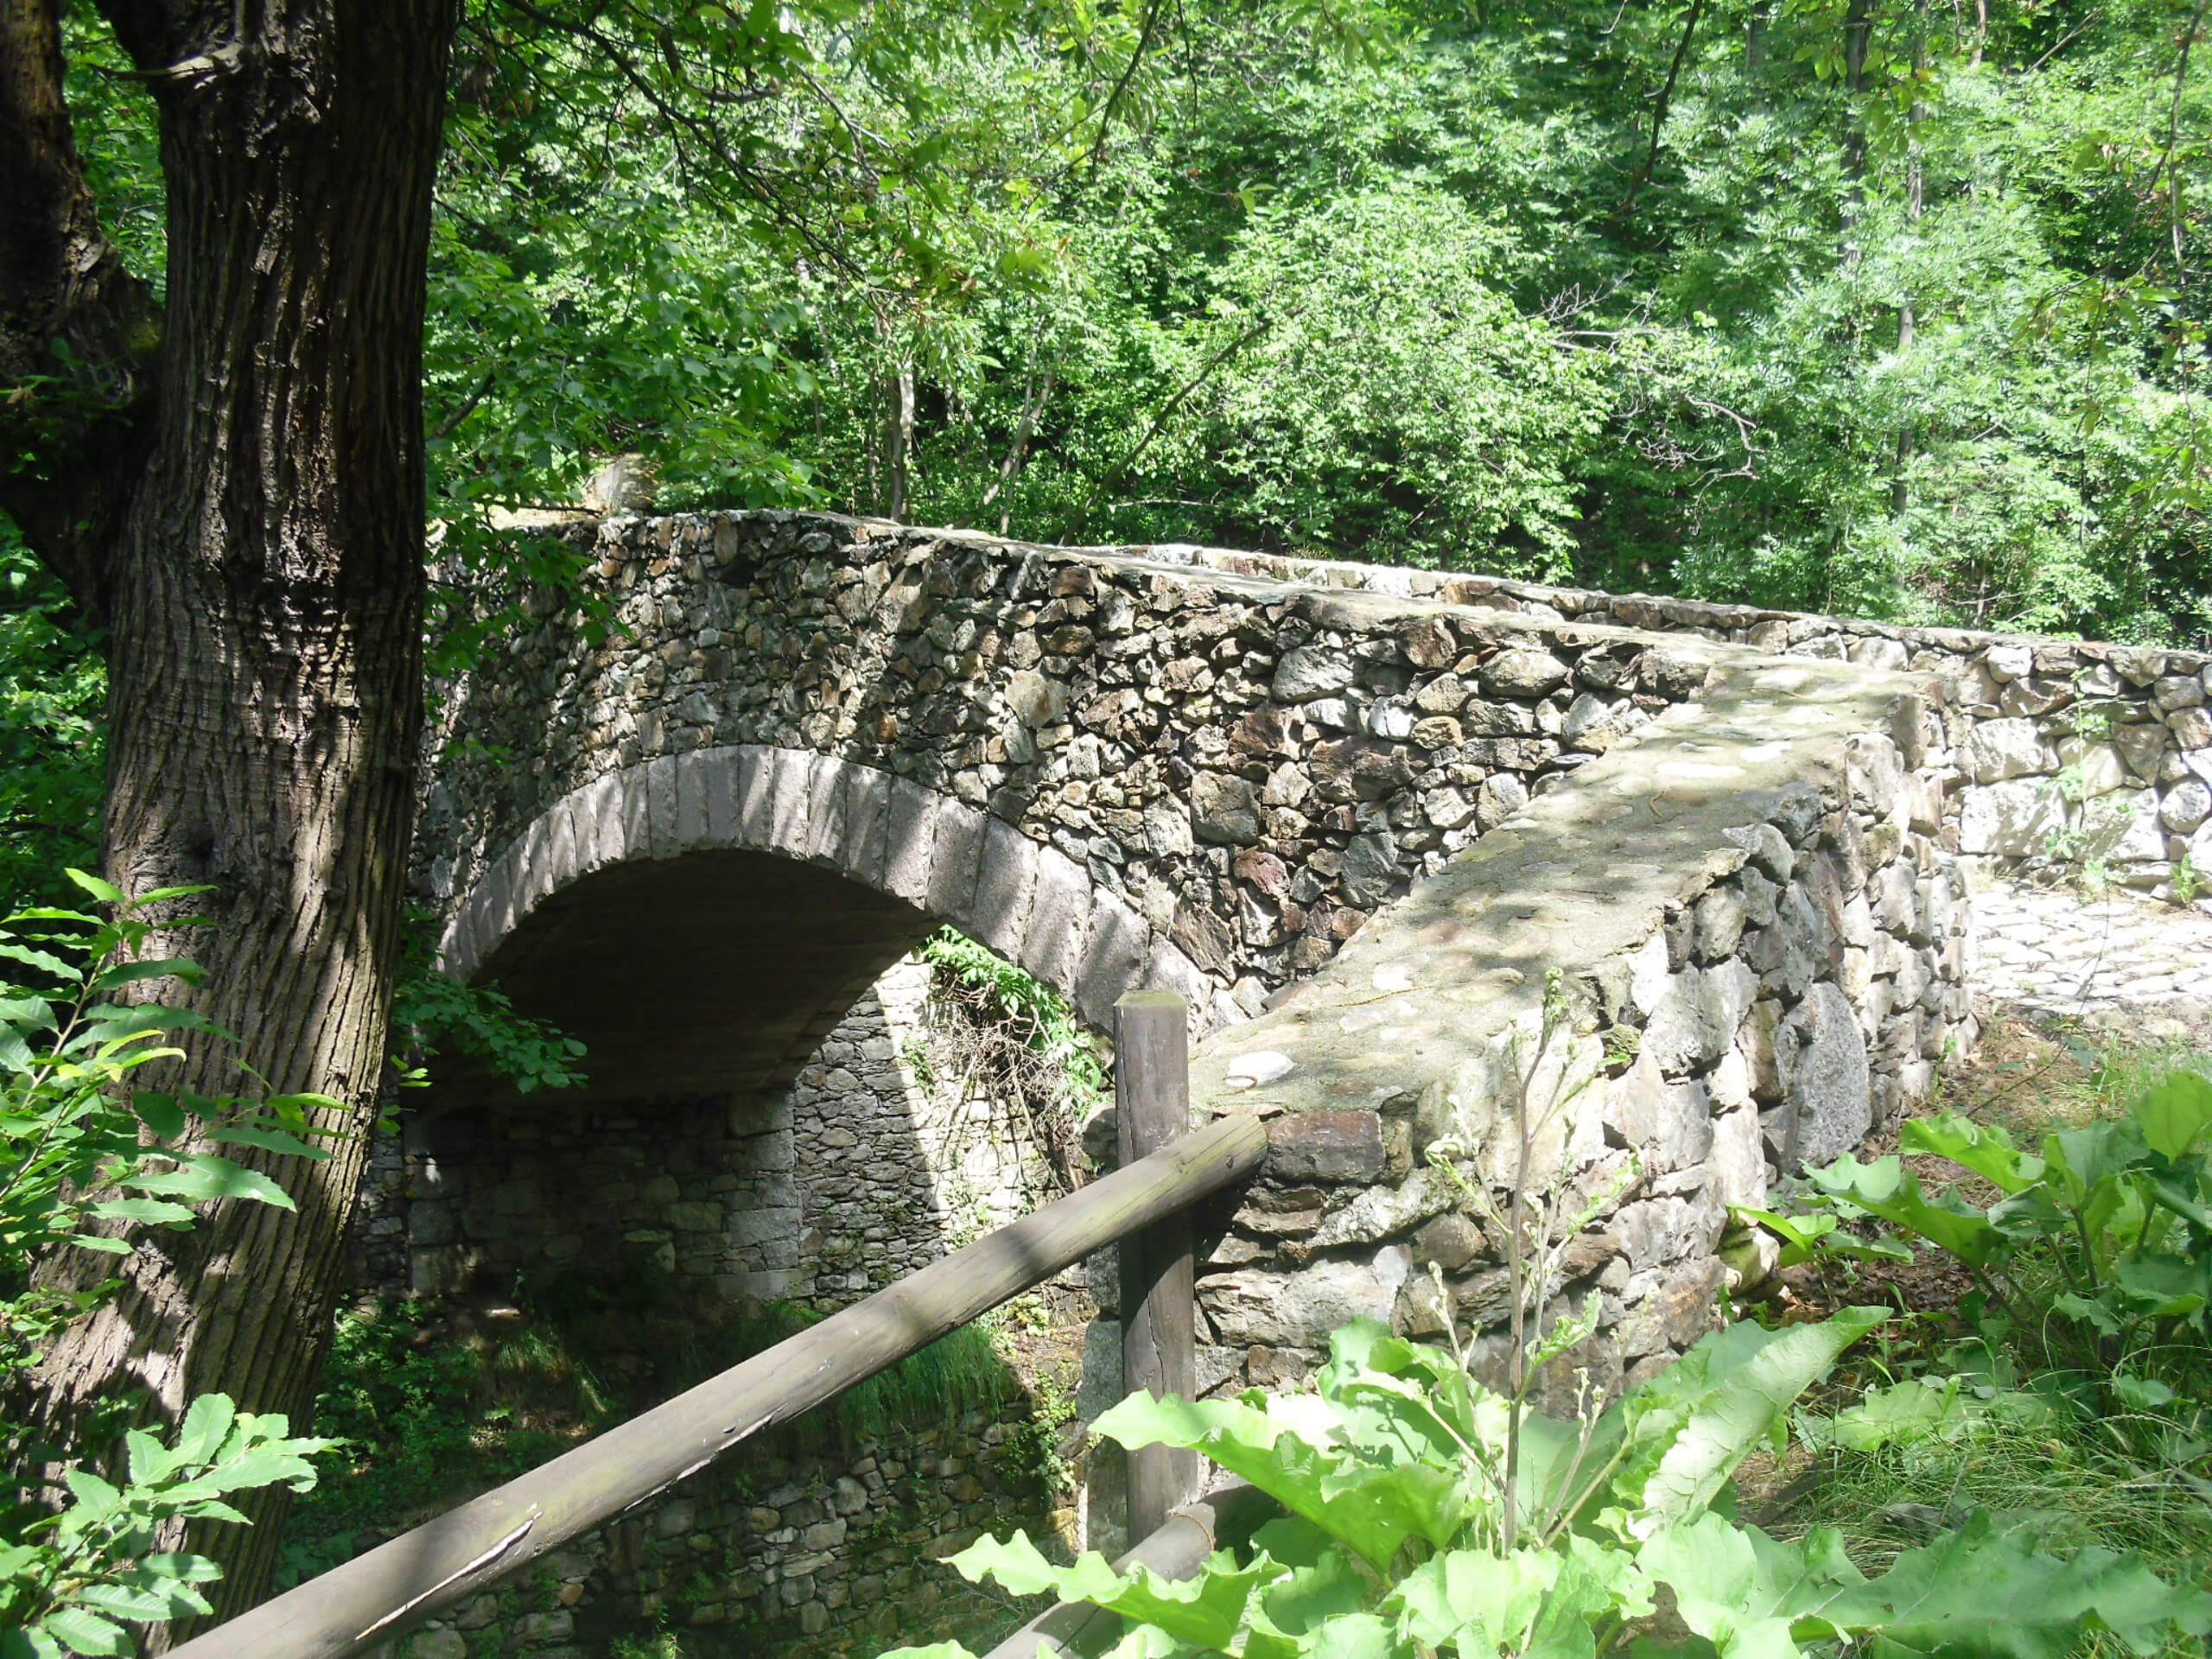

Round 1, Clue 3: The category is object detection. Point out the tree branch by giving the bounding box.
[1058,312,1278,543]
[1618,0,1705,215]
[1087,0,1166,179]
[2166,0,2209,284]
[0,0,162,617]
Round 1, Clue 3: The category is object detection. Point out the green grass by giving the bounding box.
[1743,1017,2212,1654]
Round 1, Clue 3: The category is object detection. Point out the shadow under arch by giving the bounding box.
[435,744,1232,1110]
[391,744,1237,1318]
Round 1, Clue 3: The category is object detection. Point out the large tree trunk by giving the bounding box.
[1,0,454,1626]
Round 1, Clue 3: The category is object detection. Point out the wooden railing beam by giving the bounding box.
[169,1111,1265,1659]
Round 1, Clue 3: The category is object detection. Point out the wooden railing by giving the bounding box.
[170,991,1263,1658]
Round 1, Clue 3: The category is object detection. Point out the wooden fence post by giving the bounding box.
[1116,988,1198,1543]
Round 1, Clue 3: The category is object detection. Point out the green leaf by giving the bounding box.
[0,944,75,979]
[124,1426,173,1485]
[1094,1392,1465,1575]
[61,870,123,906]
[1612,1311,1885,1536]
[2110,1374,2176,1410]
[263,1091,347,1117]
[2108,1255,2209,1322]
[1899,1113,2044,1193]
[2135,1071,2212,1161]
[125,1155,296,1211]
[132,1094,187,1141]
[1803,1156,2006,1269]
[127,885,214,906]
[90,958,204,994]
[1639,1512,1857,1659]
[136,1552,222,1584]
[199,1446,322,1494]
[209,1126,330,1160]
[1253,1521,1373,1639]
[37,1608,129,1657]
[1394,1548,1559,1650]
[1732,1207,1913,1268]
[1803,1510,2212,1656]
[175,1395,237,1466]
[1302,1612,1402,1659]
[1796,1375,2050,1454]
[947,1529,1281,1649]
[73,1583,183,1621]
[1522,1537,1633,1659]
[0,994,60,1032]
[87,1198,196,1227]
[58,1471,118,1520]
[67,1235,133,1255]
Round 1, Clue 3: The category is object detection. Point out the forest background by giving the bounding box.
[7,0,2212,911]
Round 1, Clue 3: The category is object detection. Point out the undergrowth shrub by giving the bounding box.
[890,988,2212,1659]
[279,1286,1028,1587]
[887,1310,2212,1659]
[0,874,338,1656]
[920,928,1105,1197]
[1732,1039,2212,1651]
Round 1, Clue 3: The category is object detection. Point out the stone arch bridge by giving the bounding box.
[404,506,2209,1392]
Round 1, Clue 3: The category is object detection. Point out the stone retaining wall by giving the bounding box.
[1147,542,2212,899]
[353,961,1054,1310]
[390,1396,1059,1659]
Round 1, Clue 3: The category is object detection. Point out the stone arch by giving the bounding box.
[435,743,1234,1108]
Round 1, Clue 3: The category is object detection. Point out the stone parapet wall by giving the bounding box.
[1065,652,1972,1548]
[1144,541,2212,897]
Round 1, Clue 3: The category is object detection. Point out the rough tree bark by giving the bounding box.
[0,0,454,1625]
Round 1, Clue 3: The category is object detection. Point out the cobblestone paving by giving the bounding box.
[1971,877,2212,1019]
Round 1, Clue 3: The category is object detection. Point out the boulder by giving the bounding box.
[1963,717,2048,783]
[1274,645,1357,702]
[1778,982,1870,1167]
[1643,961,1758,1077]
[1956,779,2067,855]
[2159,779,2212,836]
[1478,649,1570,698]
[1562,694,1651,754]
[1199,1255,1401,1348]
[1474,772,1529,830]
[1339,830,1401,906]
[1191,772,1260,844]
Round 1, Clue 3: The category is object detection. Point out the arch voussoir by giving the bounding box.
[437,744,1230,1049]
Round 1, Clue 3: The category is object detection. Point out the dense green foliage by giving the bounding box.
[13,0,2212,904]
[885,1311,2212,1659]
[29,0,2212,676]
[418,0,2212,643]
[882,1033,2212,1659]
[1732,1043,2212,1652]
[1744,1052,2212,1382]
[0,547,100,915]
[0,877,338,1655]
